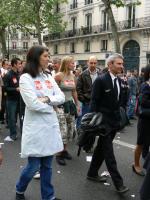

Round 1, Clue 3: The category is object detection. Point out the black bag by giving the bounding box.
[77,112,111,156]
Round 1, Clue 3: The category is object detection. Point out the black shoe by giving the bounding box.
[87,175,107,183]
[62,151,72,160]
[132,165,145,176]
[116,185,129,193]
[1,121,5,124]
[56,155,66,166]
[16,193,25,200]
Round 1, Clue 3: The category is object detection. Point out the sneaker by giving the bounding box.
[56,155,66,165]
[16,192,25,200]
[33,171,40,179]
[62,151,72,160]
[4,136,14,142]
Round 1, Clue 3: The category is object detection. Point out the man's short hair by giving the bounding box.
[106,53,124,66]
[53,57,61,64]
[11,58,20,67]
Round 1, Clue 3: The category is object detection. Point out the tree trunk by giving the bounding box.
[0,28,7,58]
[36,26,42,45]
[102,0,121,53]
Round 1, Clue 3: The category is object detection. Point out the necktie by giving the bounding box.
[114,78,118,99]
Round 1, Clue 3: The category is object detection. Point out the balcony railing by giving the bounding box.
[43,17,150,42]
[9,47,29,54]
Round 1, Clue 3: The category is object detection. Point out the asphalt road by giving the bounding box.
[0,120,145,200]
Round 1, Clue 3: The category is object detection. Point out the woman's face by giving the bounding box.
[39,51,49,70]
[68,60,75,71]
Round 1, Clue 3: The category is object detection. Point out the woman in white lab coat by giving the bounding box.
[16,46,65,200]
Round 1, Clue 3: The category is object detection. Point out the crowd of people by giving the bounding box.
[0,45,150,200]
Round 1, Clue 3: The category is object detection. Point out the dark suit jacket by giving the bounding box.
[90,72,122,129]
[76,69,100,104]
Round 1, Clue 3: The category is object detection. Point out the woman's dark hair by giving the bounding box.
[23,45,49,78]
[144,64,150,81]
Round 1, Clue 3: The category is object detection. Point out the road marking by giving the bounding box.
[113,139,136,150]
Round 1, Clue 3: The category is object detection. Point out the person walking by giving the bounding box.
[87,54,129,193]
[55,56,80,165]
[133,65,150,176]
[4,58,22,141]
[76,56,100,125]
[127,69,138,120]
[15,46,65,200]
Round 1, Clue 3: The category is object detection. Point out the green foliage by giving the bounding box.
[110,0,141,7]
[15,0,67,34]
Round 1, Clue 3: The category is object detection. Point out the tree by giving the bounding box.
[101,0,141,53]
[16,0,67,45]
[0,0,15,57]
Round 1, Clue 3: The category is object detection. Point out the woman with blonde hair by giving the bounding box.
[55,56,80,165]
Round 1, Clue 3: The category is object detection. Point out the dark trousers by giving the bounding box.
[87,131,123,188]
[140,153,150,200]
[0,92,7,122]
[142,145,150,159]
[7,99,19,139]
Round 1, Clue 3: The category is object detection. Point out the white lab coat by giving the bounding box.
[20,72,65,158]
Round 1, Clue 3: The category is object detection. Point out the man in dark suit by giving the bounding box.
[87,53,129,193]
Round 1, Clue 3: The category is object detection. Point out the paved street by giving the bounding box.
[0,121,144,200]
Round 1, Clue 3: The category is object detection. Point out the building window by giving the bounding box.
[101,10,109,31]
[71,17,77,32]
[85,0,93,5]
[54,45,58,54]
[101,40,108,51]
[85,41,90,52]
[33,31,38,38]
[126,4,136,28]
[84,13,92,34]
[23,32,28,37]
[70,0,78,9]
[23,42,28,49]
[70,42,75,53]
[12,42,17,49]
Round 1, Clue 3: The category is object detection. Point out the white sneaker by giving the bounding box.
[33,171,40,179]
[4,136,14,142]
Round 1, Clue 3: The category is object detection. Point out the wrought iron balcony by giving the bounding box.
[9,47,29,54]
[43,17,150,42]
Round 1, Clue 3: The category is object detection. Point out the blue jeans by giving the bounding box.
[76,103,90,128]
[7,100,19,139]
[127,95,136,119]
[16,156,55,200]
